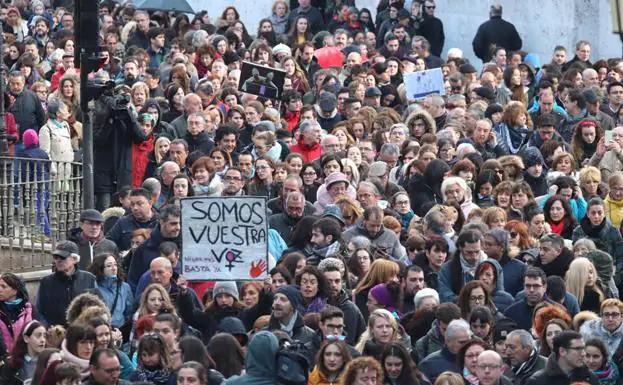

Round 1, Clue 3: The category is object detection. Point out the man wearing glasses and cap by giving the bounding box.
[69,209,118,271]
[36,240,97,326]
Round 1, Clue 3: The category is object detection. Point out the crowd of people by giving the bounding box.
[3,0,623,385]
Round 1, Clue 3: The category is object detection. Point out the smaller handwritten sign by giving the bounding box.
[181,196,269,281]
[404,68,445,100]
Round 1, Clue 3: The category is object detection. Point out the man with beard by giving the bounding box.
[266,285,314,343]
[222,168,245,196]
[37,241,97,326]
[116,58,142,87]
[269,192,305,242]
[343,206,406,260]
[306,217,343,266]
[503,267,553,330]
[106,188,159,251]
[401,265,426,314]
[318,258,366,345]
[32,17,51,58]
[128,205,181,290]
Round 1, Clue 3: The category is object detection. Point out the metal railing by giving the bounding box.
[0,156,83,272]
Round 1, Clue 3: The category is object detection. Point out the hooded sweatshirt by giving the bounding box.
[605,195,623,229]
[225,331,282,385]
[475,259,515,312]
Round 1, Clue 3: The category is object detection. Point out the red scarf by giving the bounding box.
[549,219,565,236]
[132,135,154,187]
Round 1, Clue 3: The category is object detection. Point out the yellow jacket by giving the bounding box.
[605,195,623,229]
[308,367,344,385]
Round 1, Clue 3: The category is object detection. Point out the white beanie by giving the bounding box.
[413,288,440,309]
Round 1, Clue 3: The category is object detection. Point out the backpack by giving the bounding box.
[276,340,311,385]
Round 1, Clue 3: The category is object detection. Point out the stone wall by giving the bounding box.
[199,0,622,70]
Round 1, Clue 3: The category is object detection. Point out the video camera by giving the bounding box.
[97,81,131,111]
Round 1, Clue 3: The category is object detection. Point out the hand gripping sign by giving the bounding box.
[180,196,269,281]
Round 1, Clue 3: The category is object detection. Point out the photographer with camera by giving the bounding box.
[93,82,149,211]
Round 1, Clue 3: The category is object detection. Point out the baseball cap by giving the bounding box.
[52,240,80,259]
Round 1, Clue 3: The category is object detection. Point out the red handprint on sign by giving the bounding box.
[249,259,267,278]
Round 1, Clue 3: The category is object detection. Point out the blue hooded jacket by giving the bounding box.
[224,331,281,385]
[475,258,515,312]
[95,276,134,328]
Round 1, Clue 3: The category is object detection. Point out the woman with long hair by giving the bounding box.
[281,55,310,93]
[88,318,133,379]
[585,338,621,385]
[538,318,569,357]
[162,83,185,123]
[246,156,278,199]
[286,15,312,47]
[179,336,227,383]
[353,259,400,320]
[88,253,134,330]
[205,333,245,379]
[355,309,408,360]
[497,65,525,106]
[301,163,321,203]
[566,257,604,313]
[0,320,46,385]
[543,195,576,240]
[0,273,33,352]
[132,112,156,187]
[60,324,97,380]
[29,348,60,385]
[493,101,532,155]
[348,247,374,288]
[270,0,289,35]
[51,74,81,123]
[309,339,352,385]
[571,118,602,166]
[130,333,175,384]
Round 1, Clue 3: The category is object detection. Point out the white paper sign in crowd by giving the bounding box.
[180,196,269,281]
[404,68,446,100]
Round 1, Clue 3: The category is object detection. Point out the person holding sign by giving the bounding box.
[176,280,273,344]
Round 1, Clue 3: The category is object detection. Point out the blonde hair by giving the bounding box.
[354,259,399,294]
[131,81,150,101]
[579,166,601,186]
[435,371,466,385]
[154,136,171,163]
[482,207,507,228]
[601,298,623,315]
[565,257,603,305]
[552,152,576,173]
[138,284,177,317]
[341,158,360,186]
[355,309,398,352]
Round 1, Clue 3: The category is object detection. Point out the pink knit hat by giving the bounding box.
[23,129,38,149]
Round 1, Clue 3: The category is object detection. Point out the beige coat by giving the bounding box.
[39,120,74,181]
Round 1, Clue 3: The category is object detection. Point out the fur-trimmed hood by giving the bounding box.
[499,155,525,180]
[404,108,437,136]
[66,292,107,325]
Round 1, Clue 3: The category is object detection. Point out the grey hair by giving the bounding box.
[507,329,535,349]
[349,235,372,250]
[540,233,564,249]
[358,181,380,196]
[428,94,445,107]
[299,119,319,134]
[447,94,466,105]
[284,174,304,189]
[151,257,172,271]
[321,135,339,147]
[285,192,305,206]
[573,238,596,252]
[380,142,400,157]
[192,30,209,47]
[318,257,345,274]
[142,177,162,196]
[423,210,445,235]
[187,112,206,122]
[47,98,66,119]
[445,319,472,341]
[456,143,476,159]
[412,35,431,50]
[158,161,180,176]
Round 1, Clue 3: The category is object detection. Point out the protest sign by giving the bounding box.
[239,61,286,100]
[181,196,269,281]
[404,68,445,100]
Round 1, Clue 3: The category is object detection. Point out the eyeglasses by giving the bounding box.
[395,200,410,206]
[470,295,485,302]
[524,283,543,290]
[566,345,586,351]
[603,312,621,319]
[256,165,270,170]
[477,364,502,370]
[97,366,121,374]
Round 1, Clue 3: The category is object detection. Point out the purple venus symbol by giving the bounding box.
[225,251,237,263]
